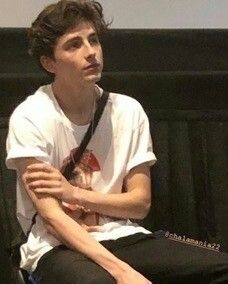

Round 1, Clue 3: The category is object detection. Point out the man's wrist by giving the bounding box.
[105,259,132,281]
[73,186,86,207]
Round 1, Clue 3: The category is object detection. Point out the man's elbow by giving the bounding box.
[137,199,151,220]
[142,200,151,219]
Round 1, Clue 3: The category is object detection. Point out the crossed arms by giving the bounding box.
[15,157,152,284]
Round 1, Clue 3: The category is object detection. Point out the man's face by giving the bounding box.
[44,21,103,86]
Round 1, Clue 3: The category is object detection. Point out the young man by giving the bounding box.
[6,1,228,283]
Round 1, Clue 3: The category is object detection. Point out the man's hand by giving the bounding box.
[23,163,80,204]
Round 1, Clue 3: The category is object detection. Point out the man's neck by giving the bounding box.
[52,80,98,125]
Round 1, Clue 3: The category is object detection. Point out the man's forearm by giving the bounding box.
[24,162,151,221]
[76,188,151,220]
[74,164,151,220]
[42,208,132,279]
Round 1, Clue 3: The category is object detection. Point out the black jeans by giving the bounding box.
[32,232,228,284]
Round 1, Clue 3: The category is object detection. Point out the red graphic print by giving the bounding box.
[60,148,100,226]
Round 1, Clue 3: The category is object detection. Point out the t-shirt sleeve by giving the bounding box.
[126,105,157,173]
[6,112,51,169]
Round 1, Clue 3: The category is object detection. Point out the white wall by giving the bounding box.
[0,0,228,28]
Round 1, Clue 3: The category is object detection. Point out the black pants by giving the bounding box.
[32,232,228,284]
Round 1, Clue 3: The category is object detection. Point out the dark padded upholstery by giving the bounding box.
[0,28,227,283]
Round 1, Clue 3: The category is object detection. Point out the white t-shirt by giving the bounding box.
[6,84,157,272]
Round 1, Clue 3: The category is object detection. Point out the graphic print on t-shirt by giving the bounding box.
[60,147,101,226]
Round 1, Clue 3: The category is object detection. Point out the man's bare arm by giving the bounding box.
[26,162,152,220]
[80,163,152,219]
[16,157,152,284]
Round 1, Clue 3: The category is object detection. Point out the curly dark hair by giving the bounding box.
[28,0,109,62]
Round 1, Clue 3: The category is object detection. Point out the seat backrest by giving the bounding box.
[0,117,24,283]
[0,29,227,282]
[144,109,228,252]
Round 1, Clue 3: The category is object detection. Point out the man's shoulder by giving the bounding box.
[11,84,54,120]
[104,91,147,129]
[108,91,143,112]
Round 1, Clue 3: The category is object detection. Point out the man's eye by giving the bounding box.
[65,41,81,50]
[70,42,81,48]
[90,36,99,45]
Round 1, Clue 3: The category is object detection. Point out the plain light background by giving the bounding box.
[0,0,228,28]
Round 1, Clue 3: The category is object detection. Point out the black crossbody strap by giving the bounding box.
[62,90,109,180]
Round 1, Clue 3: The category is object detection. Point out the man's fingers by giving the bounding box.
[29,186,61,197]
[84,225,101,232]
[26,163,54,173]
[24,171,61,183]
[24,172,49,182]
[27,180,61,190]
[31,187,52,194]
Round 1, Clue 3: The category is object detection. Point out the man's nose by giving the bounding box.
[84,42,96,59]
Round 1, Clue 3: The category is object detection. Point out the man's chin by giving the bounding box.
[84,73,102,83]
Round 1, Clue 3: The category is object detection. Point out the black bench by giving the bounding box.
[0,28,227,283]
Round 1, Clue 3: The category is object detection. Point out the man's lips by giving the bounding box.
[83,63,100,70]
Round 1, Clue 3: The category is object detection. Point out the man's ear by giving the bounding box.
[40,56,56,74]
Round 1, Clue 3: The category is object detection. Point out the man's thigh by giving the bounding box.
[32,234,228,284]
[112,234,228,284]
[33,245,115,284]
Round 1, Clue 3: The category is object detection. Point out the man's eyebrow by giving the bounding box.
[89,32,98,37]
[64,36,81,46]
[63,32,98,46]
